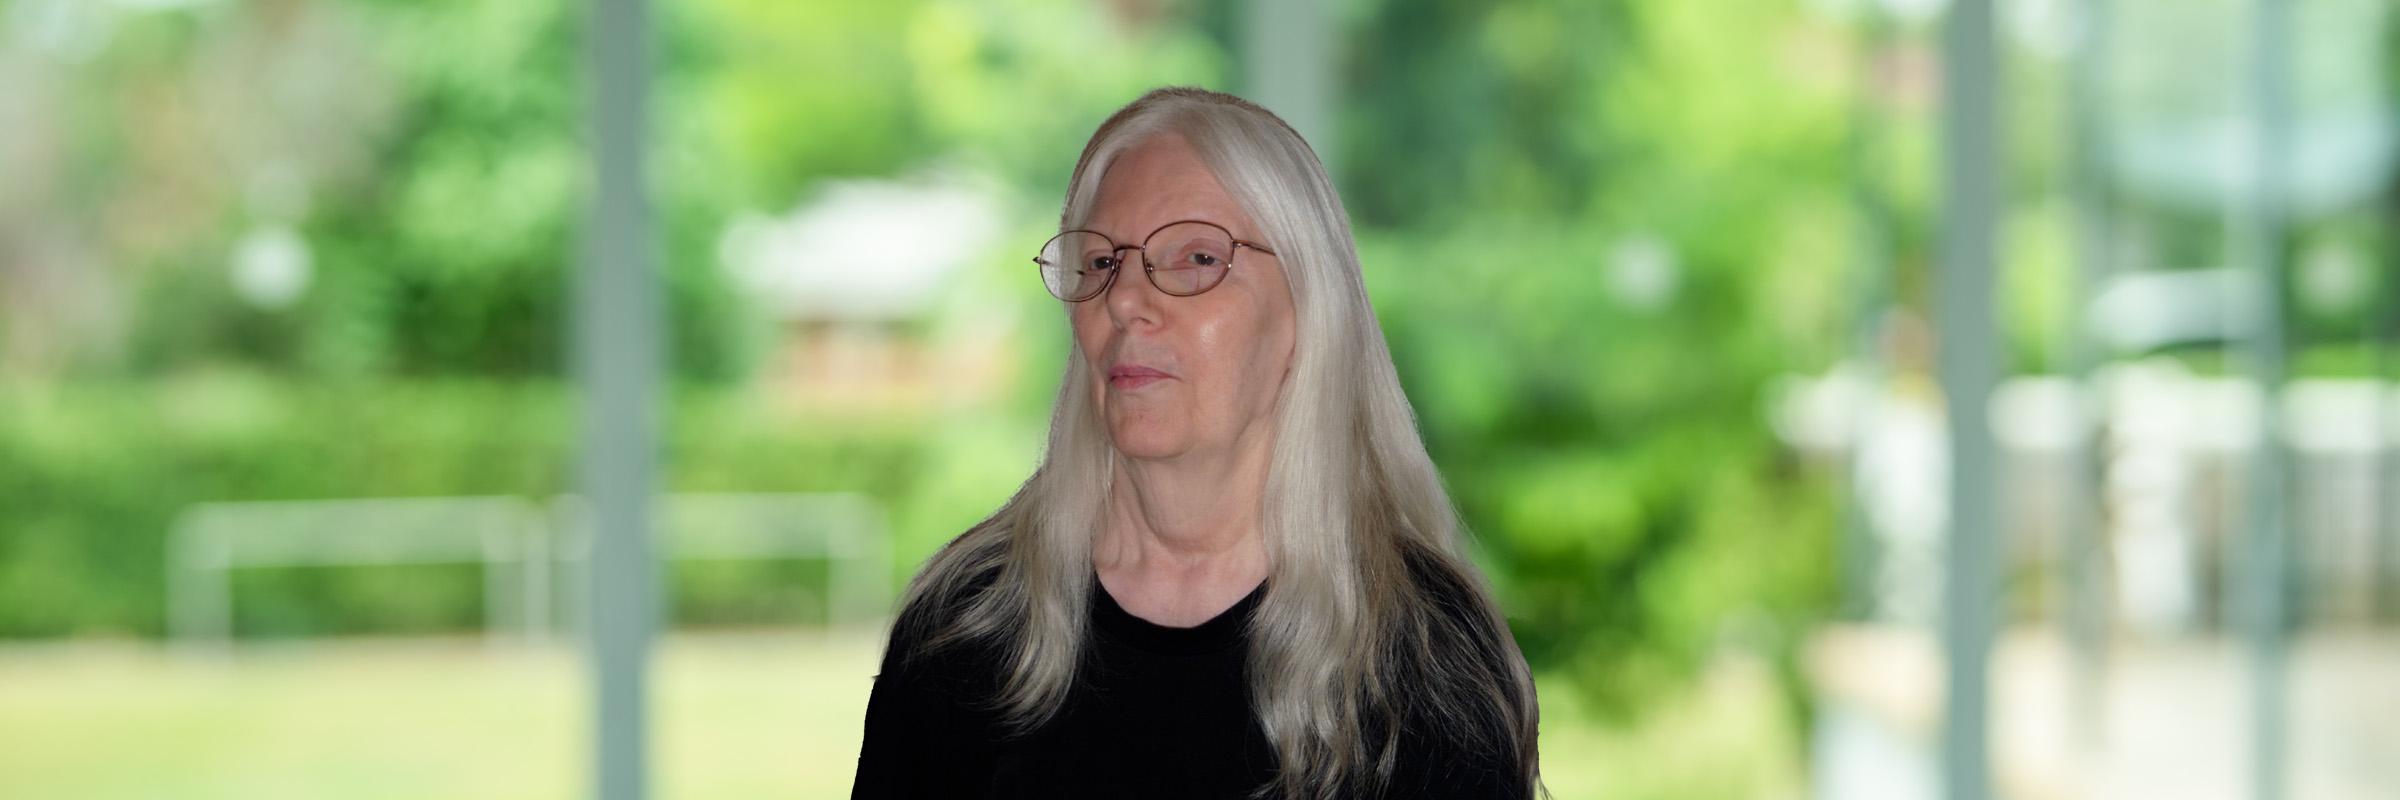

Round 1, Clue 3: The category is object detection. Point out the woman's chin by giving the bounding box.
[1105,426,1190,461]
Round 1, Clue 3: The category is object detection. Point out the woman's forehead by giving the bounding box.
[1085,136,1254,238]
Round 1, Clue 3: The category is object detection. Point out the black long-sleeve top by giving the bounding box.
[849,567,1533,799]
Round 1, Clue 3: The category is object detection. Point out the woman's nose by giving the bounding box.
[1103,254,1165,326]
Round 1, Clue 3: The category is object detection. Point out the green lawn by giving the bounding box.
[0,633,1801,799]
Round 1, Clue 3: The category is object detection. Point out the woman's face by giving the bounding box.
[1072,134,1296,464]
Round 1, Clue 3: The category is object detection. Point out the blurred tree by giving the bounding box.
[1344,0,1852,717]
[1342,0,1634,226]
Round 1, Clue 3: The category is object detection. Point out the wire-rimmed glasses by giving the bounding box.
[1032,219,1276,302]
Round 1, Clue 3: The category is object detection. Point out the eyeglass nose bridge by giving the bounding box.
[1107,242,1150,272]
[1085,241,1172,299]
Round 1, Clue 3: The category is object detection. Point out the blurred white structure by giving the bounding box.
[1775,365,2400,800]
[715,170,1022,411]
[1774,365,2400,634]
[165,492,893,655]
[167,496,550,654]
[718,172,1005,322]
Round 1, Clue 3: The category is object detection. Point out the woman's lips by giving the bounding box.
[1108,365,1172,390]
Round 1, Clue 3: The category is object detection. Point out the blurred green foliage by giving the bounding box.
[2,0,1859,725]
[0,372,943,636]
[1348,0,1853,716]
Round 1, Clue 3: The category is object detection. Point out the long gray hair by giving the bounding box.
[894,87,1540,799]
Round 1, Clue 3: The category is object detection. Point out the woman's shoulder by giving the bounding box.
[881,525,1014,675]
[890,567,1003,654]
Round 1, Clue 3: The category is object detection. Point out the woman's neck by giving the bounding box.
[1094,443,1273,627]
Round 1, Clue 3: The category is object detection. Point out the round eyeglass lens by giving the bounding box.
[1144,222,1236,296]
[1038,230,1118,300]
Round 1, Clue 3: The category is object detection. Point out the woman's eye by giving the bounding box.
[1086,256,1117,272]
[1186,252,1219,267]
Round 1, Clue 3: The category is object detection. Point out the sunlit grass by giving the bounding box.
[0,634,1801,799]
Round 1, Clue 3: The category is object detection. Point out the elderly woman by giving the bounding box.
[850,87,1540,799]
